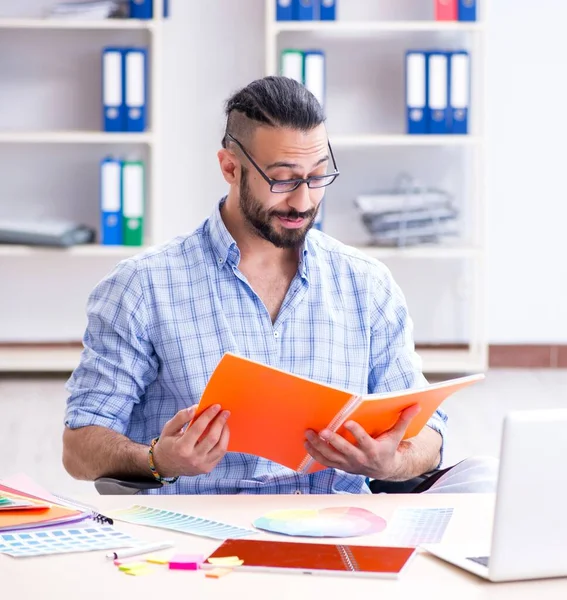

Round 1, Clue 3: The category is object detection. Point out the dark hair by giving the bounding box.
[222,76,325,148]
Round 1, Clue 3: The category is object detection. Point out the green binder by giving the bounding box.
[122,160,145,247]
[280,49,304,83]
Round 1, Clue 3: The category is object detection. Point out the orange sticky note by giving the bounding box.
[205,567,233,579]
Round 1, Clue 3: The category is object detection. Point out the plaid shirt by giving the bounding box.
[65,199,447,494]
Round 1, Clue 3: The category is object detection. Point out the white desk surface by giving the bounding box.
[2,493,566,599]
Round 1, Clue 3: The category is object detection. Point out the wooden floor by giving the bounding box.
[1,369,566,496]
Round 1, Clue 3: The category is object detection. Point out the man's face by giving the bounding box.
[238,125,329,249]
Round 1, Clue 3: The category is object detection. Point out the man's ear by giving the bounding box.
[218,148,240,185]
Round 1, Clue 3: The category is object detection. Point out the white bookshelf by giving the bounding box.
[0,1,166,372]
[0,131,154,144]
[0,18,155,30]
[265,0,488,374]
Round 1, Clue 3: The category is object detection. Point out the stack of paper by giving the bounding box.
[355,176,459,247]
[46,0,127,20]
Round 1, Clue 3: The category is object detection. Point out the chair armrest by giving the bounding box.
[94,476,163,495]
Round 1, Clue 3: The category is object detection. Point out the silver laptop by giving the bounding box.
[423,409,567,582]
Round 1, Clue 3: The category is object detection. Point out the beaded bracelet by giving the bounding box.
[148,436,179,484]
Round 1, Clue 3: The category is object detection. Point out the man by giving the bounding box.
[63,76,496,494]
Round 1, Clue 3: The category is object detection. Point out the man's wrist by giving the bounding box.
[148,438,179,483]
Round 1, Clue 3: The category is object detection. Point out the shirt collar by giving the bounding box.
[208,197,241,269]
[208,196,313,278]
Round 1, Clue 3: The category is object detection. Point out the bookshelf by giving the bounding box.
[264,0,488,374]
[0,1,166,371]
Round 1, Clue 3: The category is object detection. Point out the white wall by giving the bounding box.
[0,0,565,344]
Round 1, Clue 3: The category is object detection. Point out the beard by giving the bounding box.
[239,168,320,249]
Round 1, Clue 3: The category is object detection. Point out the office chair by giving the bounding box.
[94,477,163,495]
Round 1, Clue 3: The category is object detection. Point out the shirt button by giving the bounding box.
[274,331,279,338]
[294,490,302,495]
[218,257,224,264]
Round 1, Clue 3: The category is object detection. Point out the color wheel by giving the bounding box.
[253,507,387,538]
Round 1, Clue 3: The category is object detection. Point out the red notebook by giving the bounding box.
[205,538,417,578]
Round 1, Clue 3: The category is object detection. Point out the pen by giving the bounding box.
[106,541,175,560]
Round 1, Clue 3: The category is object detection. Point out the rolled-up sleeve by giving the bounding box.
[368,264,448,468]
[65,259,158,435]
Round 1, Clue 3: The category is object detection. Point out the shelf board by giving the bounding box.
[0,18,155,30]
[354,245,481,260]
[0,131,153,144]
[0,244,148,257]
[331,134,479,147]
[273,21,484,34]
[0,344,485,373]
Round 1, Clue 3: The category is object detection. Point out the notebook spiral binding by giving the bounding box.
[53,495,114,525]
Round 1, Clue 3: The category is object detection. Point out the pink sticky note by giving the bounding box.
[168,554,204,571]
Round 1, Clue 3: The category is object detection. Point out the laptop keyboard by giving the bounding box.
[467,556,490,567]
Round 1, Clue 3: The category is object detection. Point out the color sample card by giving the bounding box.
[381,507,454,546]
[0,495,36,510]
[0,526,143,557]
[254,507,387,538]
[109,505,257,540]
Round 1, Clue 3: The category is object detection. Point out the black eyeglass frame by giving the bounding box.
[225,132,340,193]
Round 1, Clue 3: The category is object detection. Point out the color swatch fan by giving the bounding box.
[253,507,387,538]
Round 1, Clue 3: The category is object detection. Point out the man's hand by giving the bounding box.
[151,405,230,478]
[304,405,424,481]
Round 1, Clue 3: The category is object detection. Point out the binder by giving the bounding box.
[405,51,428,134]
[318,0,336,20]
[276,0,294,20]
[102,47,125,132]
[129,0,152,19]
[122,160,145,246]
[303,50,325,108]
[458,0,476,21]
[100,158,123,245]
[280,49,304,83]
[294,0,315,20]
[427,52,450,135]
[434,0,457,21]
[125,47,148,132]
[449,51,470,134]
[164,0,169,18]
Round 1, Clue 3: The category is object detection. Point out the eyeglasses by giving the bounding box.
[225,132,340,194]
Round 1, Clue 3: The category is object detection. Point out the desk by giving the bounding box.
[3,493,566,599]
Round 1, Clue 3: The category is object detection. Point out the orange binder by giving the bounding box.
[194,353,484,473]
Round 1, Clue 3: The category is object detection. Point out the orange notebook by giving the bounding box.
[0,485,86,532]
[194,353,484,473]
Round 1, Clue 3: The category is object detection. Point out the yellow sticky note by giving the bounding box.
[124,566,152,576]
[205,567,233,579]
[207,557,244,567]
[118,562,147,572]
[145,554,172,565]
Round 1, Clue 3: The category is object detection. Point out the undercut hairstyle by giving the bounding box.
[221,76,326,149]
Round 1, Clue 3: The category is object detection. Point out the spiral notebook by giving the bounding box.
[194,353,484,473]
[205,539,417,579]
[0,484,104,532]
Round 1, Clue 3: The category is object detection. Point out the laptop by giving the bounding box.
[422,409,567,582]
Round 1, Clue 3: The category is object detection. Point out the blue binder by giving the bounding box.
[102,47,125,132]
[427,51,450,135]
[164,0,169,18]
[100,157,123,245]
[318,0,336,20]
[125,47,148,132]
[405,51,428,134]
[303,50,326,108]
[129,0,152,19]
[458,0,477,21]
[294,0,315,20]
[449,51,470,134]
[276,0,294,20]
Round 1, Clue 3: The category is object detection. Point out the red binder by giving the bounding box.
[435,0,457,20]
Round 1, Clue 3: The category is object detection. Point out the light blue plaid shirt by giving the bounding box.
[65,199,447,495]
